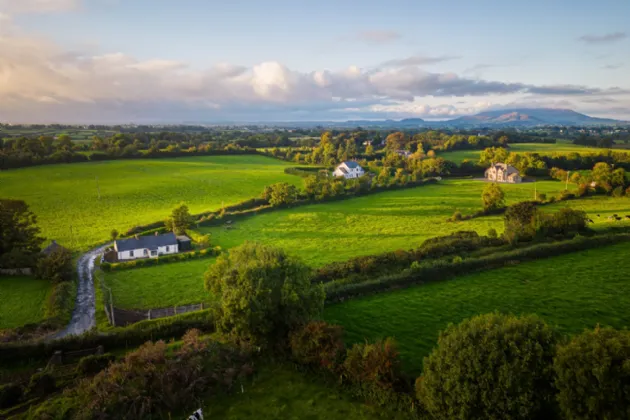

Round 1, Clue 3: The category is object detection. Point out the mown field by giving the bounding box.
[199,179,573,267]
[324,241,630,374]
[201,364,407,420]
[439,142,629,163]
[0,155,303,250]
[0,276,50,329]
[104,258,215,310]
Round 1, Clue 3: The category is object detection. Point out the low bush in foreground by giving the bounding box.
[289,321,345,371]
[0,383,23,409]
[417,313,558,420]
[75,353,116,376]
[554,326,630,420]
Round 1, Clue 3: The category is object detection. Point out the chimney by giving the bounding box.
[155,231,159,236]
[135,234,139,240]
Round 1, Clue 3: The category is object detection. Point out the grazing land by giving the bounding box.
[104,258,215,310]
[324,241,630,374]
[439,142,629,163]
[0,155,303,250]
[201,364,406,420]
[0,276,51,329]
[199,179,572,266]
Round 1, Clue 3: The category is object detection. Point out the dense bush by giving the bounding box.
[342,338,405,406]
[27,371,56,398]
[101,246,221,272]
[417,313,558,420]
[0,383,23,409]
[72,330,253,419]
[35,247,74,283]
[554,326,630,420]
[205,242,324,346]
[75,353,117,376]
[289,321,345,371]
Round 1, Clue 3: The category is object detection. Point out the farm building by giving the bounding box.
[114,232,179,261]
[485,163,522,183]
[333,161,365,179]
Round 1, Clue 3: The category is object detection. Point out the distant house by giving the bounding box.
[395,150,412,158]
[42,240,67,256]
[114,232,179,261]
[333,161,365,179]
[485,163,522,183]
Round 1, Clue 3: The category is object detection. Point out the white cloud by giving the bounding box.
[381,55,461,68]
[0,31,628,123]
[0,0,78,14]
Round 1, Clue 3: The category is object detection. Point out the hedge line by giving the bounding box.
[0,309,216,366]
[100,246,221,272]
[283,166,327,177]
[324,233,630,302]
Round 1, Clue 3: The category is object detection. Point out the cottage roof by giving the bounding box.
[340,161,361,169]
[176,235,192,242]
[115,233,177,252]
[489,163,519,174]
[42,240,66,256]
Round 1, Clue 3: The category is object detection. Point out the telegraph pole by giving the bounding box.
[534,180,537,200]
[565,171,570,191]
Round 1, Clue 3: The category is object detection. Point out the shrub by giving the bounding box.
[76,353,116,376]
[487,228,498,238]
[35,247,74,283]
[0,383,23,409]
[289,321,345,371]
[481,183,506,211]
[554,326,630,420]
[451,211,462,221]
[417,313,558,420]
[342,338,403,405]
[612,185,625,197]
[205,242,324,346]
[27,371,56,397]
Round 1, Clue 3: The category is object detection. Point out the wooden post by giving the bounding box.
[147,309,151,320]
[200,302,204,310]
[565,171,570,191]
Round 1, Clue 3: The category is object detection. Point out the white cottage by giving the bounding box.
[485,163,522,183]
[114,232,179,261]
[333,161,365,179]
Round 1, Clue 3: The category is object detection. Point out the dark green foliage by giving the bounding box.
[481,183,506,211]
[417,313,558,420]
[342,338,405,406]
[289,321,345,371]
[0,383,23,409]
[504,201,538,243]
[27,371,56,398]
[100,246,221,272]
[205,242,324,346]
[0,199,44,268]
[164,203,194,235]
[76,353,116,376]
[35,247,74,283]
[554,326,630,420]
[72,330,254,419]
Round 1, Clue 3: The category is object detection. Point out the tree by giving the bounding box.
[592,162,612,185]
[56,134,73,151]
[110,229,119,241]
[164,204,194,235]
[262,182,298,207]
[204,242,324,346]
[418,313,558,420]
[554,327,630,420]
[481,183,505,211]
[0,200,44,268]
[503,201,538,242]
[35,247,73,283]
[611,167,626,187]
[365,143,374,156]
[385,132,406,151]
[344,138,357,158]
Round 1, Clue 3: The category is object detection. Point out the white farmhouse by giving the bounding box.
[114,232,179,261]
[485,163,522,183]
[333,161,365,179]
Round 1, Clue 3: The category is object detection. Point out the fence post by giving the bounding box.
[109,287,116,327]
[200,302,204,310]
[148,309,151,320]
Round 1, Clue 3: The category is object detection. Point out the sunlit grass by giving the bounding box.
[0,276,50,329]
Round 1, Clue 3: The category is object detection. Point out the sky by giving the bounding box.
[0,0,629,123]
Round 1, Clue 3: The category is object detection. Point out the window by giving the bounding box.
[143,249,148,256]
[129,250,134,257]
[165,246,169,252]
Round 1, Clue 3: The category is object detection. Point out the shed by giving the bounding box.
[177,235,193,252]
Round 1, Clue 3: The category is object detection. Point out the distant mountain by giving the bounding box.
[444,108,625,127]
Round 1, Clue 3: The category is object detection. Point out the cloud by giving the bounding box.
[381,54,461,68]
[0,31,628,123]
[578,32,627,44]
[602,63,623,70]
[0,0,79,14]
[356,30,401,44]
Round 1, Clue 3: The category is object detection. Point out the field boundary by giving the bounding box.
[109,303,206,327]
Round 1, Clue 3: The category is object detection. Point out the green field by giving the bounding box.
[0,155,303,250]
[0,276,50,329]
[439,142,629,163]
[201,364,407,420]
[199,179,573,266]
[324,241,630,374]
[104,258,215,310]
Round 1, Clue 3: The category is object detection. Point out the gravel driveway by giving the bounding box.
[52,243,110,340]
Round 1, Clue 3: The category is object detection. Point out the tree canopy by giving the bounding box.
[0,199,44,268]
[481,183,506,211]
[164,204,194,235]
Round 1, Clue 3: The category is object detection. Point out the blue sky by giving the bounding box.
[1,0,629,123]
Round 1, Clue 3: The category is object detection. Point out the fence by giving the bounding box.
[0,267,33,276]
[109,303,206,327]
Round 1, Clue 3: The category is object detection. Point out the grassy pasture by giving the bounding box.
[199,179,572,267]
[0,155,303,250]
[324,241,630,374]
[104,258,215,310]
[439,142,630,163]
[0,276,50,329]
